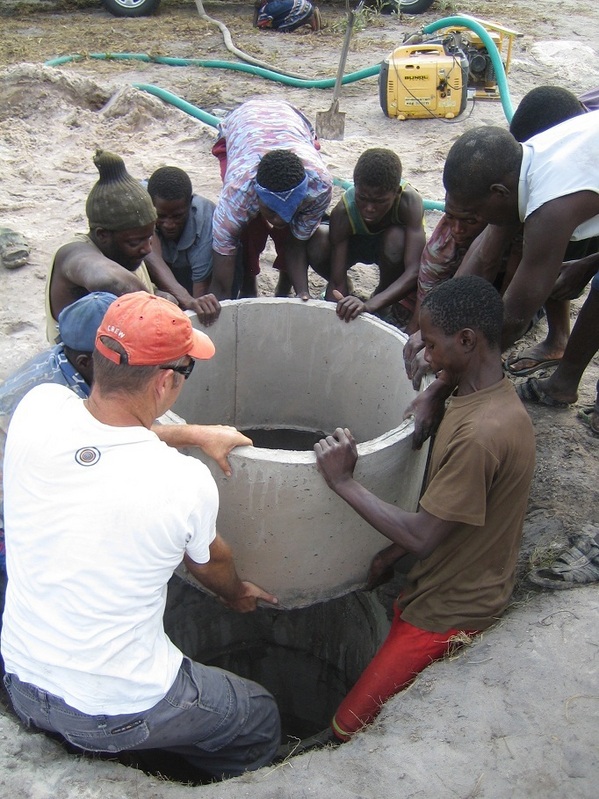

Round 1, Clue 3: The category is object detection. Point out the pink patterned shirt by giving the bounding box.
[212,99,332,255]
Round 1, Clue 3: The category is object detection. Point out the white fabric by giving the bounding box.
[518,110,599,241]
[1,383,218,715]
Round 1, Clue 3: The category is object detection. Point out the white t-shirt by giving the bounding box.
[1,383,218,715]
[518,110,599,241]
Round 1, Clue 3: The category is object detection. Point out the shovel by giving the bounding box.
[315,2,361,140]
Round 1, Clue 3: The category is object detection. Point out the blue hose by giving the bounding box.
[45,53,380,89]
[44,15,516,211]
[134,83,222,128]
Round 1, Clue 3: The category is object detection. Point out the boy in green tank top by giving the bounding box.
[325,148,425,327]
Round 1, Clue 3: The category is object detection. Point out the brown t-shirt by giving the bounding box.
[399,377,535,633]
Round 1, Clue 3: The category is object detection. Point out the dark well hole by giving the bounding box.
[163,574,388,749]
[241,427,331,451]
[206,643,347,741]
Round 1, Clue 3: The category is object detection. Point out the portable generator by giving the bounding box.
[379,17,522,120]
[379,42,469,120]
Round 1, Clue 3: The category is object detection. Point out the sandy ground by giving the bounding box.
[0,0,598,796]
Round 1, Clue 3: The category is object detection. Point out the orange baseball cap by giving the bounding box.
[95,291,215,365]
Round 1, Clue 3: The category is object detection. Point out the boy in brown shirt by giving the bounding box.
[315,275,536,740]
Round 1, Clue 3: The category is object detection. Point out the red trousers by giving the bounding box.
[331,604,478,740]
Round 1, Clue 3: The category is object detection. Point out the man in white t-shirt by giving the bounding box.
[404,112,599,448]
[1,292,280,780]
[442,111,599,352]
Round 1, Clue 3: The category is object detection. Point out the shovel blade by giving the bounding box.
[315,106,346,141]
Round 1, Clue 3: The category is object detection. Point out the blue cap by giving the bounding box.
[58,292,118,352]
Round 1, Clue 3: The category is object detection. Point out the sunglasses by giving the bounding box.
[160,360,195,380]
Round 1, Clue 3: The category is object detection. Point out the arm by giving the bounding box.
[193,279,212,297]
[184,534,278,612]
[145,246,221,323]
[325,202,352,300]
[285,235,311,300]
[404,375,452,449]
[209,251,237,300]
[314,428,457,558]
[59,243,148,295]
[144,236,198,309]
[210,178,258,300]
[405,292,423,336]
[287,177,333,300]
[403,329,426,381]
[151,423,252,477]
[500,195,596,349]
[362,189,426,314]
[366,542,407,590]
[551,251,599,301]
[456,223,521,281]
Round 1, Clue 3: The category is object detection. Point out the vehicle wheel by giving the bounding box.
[398,0,436,11]
[376,0,435,14]
[101,0,161,18]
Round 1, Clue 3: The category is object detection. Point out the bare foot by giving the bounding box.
[534,375,578,406]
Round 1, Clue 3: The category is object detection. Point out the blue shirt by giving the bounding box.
[157,194,215,293]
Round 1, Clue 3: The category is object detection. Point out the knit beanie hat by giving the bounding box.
[85,149,157,232]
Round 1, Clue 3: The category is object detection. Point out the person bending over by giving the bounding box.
[503,86,599,378]
[253,0,321,32]
[210,98,332,302]
[407,113,599,446]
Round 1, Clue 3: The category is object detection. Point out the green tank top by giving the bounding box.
[342,183,406,236]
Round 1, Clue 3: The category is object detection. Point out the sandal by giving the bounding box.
[0,227,30,270]
[311,6,322,32]
[577,405,599,436]
[528,533,599,589]
[505,353,561,377]
[516,377,571,409]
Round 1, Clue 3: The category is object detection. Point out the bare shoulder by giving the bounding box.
[400,183,425,220]
[54,238,100,270]
[328,198,351,240]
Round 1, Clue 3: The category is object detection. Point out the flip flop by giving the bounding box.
[505,353,561,377]
[312,6,323,31]
[528,534,599,589]
[516,377,571,409]
[577,406,599,436]
[0,227,30,270]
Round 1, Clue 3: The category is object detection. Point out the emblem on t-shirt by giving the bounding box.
[74,447,101,467]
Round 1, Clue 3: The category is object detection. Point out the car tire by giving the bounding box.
[397,0,435,11]
[101,0,162,18]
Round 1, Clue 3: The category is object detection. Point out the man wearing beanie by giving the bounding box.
[45,150,220,345]
[210,98,332,300]
[2,292,281,780]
